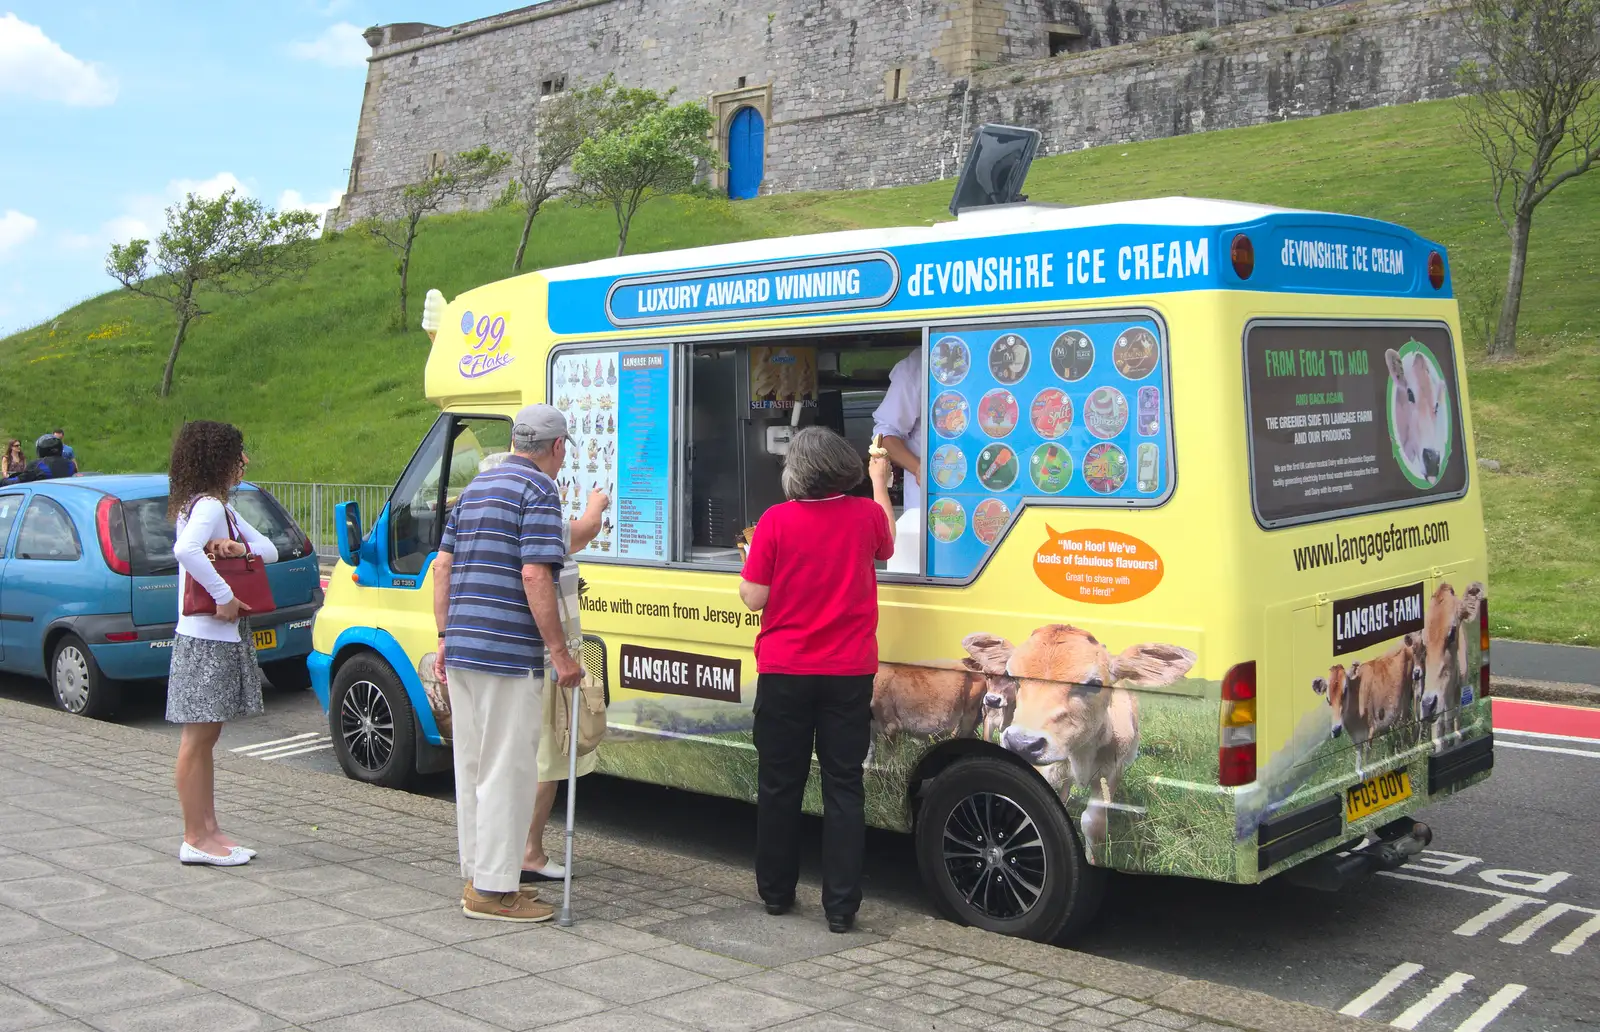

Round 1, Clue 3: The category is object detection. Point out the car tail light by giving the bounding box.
[105,631,137,642]
[95,496,131,576]
[1428,251,1446,290]
[1230,234,1255,280]
[1219,661,1257,787]
[1479,597,1491,699]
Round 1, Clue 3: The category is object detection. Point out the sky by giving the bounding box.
[0,2,526,335]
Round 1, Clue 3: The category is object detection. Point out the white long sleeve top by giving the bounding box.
[872,349,925,512]
[173,496,278,642]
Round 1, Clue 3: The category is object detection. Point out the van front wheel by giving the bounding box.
[915,756,1104,943]
[329,654,417,790]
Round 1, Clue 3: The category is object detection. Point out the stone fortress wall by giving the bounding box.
[331,0,1474,229]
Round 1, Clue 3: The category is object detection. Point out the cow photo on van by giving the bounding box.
[1386,341,1452,488]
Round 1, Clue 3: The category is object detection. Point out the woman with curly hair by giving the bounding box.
[167,420,278,866]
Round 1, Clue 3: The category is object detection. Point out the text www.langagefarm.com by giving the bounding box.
[1293,519,1451,571]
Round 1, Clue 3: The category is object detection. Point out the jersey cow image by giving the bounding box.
[1386,346,1448,485]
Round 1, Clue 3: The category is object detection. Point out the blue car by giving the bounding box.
[0,475,324,717]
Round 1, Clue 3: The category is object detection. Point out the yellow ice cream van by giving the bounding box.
[312,140,1492,941]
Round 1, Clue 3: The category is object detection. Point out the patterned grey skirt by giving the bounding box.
[165,622,264,724]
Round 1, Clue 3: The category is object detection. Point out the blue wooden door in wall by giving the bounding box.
[726,107,764,200]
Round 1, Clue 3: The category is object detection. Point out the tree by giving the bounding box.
[571,89,720,257]
[106,190,319,397]
[363,145,510,328]
[506,79,614,272]
[1456,0,1600,358]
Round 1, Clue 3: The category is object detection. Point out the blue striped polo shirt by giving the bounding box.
[439,455,566,677]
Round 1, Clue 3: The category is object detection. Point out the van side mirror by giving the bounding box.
[335,501,364,567]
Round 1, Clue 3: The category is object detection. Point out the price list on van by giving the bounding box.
[615,349,671,559]
[923,317,1173,579]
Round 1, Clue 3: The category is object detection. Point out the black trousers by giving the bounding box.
[752,672,874,918]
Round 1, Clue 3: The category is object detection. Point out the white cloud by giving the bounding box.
[104,172,251,244]
[172,172,249,202]
[278,188,344,217]
[288,22,369,69]
[0,211,39,257]
[0,13,117,106]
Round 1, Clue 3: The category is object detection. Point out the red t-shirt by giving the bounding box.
[741,496,895,676]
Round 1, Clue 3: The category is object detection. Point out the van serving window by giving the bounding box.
[923,314,1173,580]
[1242,322,1468,528]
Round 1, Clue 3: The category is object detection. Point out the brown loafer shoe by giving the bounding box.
[462,885,554,923]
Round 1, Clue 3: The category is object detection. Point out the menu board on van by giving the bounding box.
[1244,323,1467,527]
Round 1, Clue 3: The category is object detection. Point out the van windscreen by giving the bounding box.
[1243,323,1467,528]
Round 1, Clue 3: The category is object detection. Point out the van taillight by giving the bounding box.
[1231,234,1255,280]
[1219,661,1257,787]
[1428,251,1446,290]
[95,496,131,576]
[1479,598,1491,699]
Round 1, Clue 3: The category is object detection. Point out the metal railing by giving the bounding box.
[252,481,390,561]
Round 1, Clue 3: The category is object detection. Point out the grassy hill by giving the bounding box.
[3,99,1596,644]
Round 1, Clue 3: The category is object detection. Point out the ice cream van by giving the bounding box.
[311,128,1492,942]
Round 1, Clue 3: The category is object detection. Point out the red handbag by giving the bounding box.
[180,508,277,618]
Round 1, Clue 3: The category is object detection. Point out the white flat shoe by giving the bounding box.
[519,861,566,883]
[179,842,251,867]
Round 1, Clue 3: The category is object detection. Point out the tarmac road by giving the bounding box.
[3,673,1595,1032]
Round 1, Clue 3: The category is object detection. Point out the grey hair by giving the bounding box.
[781,427,864,500]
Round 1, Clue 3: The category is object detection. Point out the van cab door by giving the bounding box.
[0,491,27,660]
[2,495,88,676]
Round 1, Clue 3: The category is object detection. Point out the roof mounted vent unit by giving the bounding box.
[948,124,1042,217]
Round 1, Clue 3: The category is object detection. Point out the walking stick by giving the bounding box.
[557,676,581,927]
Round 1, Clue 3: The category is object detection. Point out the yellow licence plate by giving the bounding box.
[252,629,278,652]
[1346,769,1412,823]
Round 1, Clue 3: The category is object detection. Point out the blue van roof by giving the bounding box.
[534,197,1451,336]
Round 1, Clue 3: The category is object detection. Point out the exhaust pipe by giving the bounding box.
[1283,818,1432,892]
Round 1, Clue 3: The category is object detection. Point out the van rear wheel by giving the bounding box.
[915,756,1104,943]
[330,654,417,790]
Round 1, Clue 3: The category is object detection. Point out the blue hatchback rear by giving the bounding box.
[0,476,324,717]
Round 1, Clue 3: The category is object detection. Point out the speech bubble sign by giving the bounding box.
[1033,526,1164,604]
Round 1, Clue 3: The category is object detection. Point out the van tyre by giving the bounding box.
[330,654,416,790]
[50,634,122,719]
[915,755,1104,943]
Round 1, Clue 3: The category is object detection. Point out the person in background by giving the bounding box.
[166,420,279,866]
[31,435,76,479]
[522,482,609,882]
[432,403,582,922]
[0,440,26,479]
[871,349,923,573]
[738,427,894,933]
[52,429,75,465]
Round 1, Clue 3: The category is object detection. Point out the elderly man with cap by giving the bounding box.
[431,403,585,922]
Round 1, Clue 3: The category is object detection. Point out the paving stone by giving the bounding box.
[652,907,868,967]
[994,987,1044,1006]
[731,971,865,1011]
[1098,999,1149,1017]
[276,919,436,965]
[567,920,677,953]
[862,985,916,1001]
[457,926,622,973]
[814,971,873,992]
[833,946,891,964]
[1016,1007,1068,1026]
[0,828,116,853]
[150,876,296,913]
[0,986,56,1032]
[538,1009,701,1032]
[1111,1021,1182,1032]
[1001,972,1048,988]
[643,981,818,1032]
[256,865,390,897]
[544,953,714,1005]
[775,959,833,980]
[0,937,124,975]
[98,862,212,894]
[1067,989,1116,1007]
[34,892,187,933]
[896,994,961,1015]
[307,998,504,1032]
[383,906,527,945]
[436,975,610,1030]
[1129,1010,1196,1029]
[643,943,763,979]
[877,958,931,976]
[963,980,1011,997]
[987,1021,1052,1032]
[943,1006,1005,1029]
[1061,1010,1123,1028]
[846,997,955,1032]
[11,960,198,1018]
[0,874,111,911]
[154,939,329,990]
[767,1015,899,1032]
[215,898,362,938]
[47,842,169,873]
[229,969,414,1024]
[922,984,970,1003]
[325,884,445,920]
[867,941,919,958]
[930,954,984,972]
[807,954,855,972]
[0,906,62,947]
[85,991,287,1032]
[359,945,524,996]
[84,912,253,959]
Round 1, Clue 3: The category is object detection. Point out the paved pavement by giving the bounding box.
[0,697,1385,1032]
[1489,640,1600,689]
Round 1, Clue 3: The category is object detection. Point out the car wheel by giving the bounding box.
[262,658,313,691]
[50,634,122,719]
[915,755,1104,943]
[329,653,417,790]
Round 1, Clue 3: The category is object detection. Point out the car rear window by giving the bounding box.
[1243,322,1468,528]
[119,490,305,576]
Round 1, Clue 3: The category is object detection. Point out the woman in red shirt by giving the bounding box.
[739,427,895,933]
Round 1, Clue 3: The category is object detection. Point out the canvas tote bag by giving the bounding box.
[549,548,607,757]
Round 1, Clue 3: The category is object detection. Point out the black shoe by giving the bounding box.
[764,897,794,916]
[826,912,854,933]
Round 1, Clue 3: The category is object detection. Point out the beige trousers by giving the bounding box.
[446,665,543,893]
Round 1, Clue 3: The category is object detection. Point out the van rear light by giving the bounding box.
[1428,251,1446,290]
[1219,661,1257,787]
[105,631,137,642]
[95,496,131,576]
[1479,597,1491,699]
[1231,234,1255,280]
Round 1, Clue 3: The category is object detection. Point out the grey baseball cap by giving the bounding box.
[512,403,574,449]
